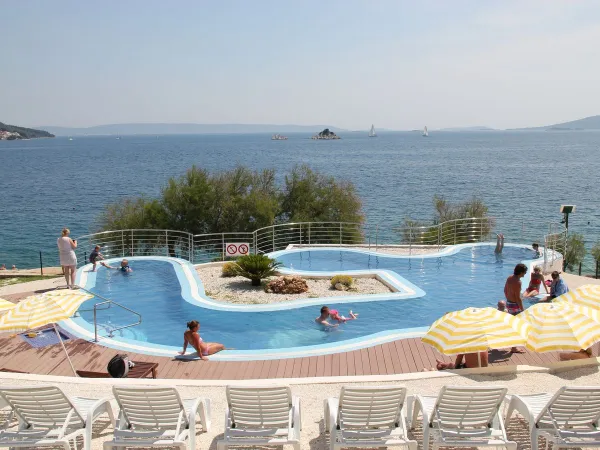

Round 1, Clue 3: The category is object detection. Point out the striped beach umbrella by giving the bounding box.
[521,302,600,353]
[0,289,94,376]
[554,284,600,310]
[422,307,530,355]
[0,298,15,312]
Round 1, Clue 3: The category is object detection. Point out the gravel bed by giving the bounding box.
[196,265,392,304]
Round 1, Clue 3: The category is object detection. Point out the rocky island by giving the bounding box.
[311,128,341,140]
[0,122,55,140]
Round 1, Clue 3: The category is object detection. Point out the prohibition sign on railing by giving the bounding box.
[225,243,250,257]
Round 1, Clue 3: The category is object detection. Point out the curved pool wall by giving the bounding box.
[61,244,548,361]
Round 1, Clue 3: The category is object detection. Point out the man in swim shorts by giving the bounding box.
[315,306,338,328]
[503,263,527,353]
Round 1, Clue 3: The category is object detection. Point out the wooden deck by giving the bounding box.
[0,330,583,380]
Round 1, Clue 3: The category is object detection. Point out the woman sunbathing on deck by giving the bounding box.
[179,320,226,361]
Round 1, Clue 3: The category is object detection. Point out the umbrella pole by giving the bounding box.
[53,324,77,377]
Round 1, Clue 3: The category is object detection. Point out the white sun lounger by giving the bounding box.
[505,386,600,450]
[324,385,417,450]
[409,385,516,450]
[104,386,211,450]
[0,385,115,450]
[217,385,301,450]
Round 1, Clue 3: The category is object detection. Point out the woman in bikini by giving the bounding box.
[523,265,548,298]
[179,320,226,361]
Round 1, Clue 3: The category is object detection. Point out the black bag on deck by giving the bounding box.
[107,354,131,378]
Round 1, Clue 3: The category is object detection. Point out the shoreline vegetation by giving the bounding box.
[0,122,54,140]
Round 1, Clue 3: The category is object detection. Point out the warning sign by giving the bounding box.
[225,243,250,257]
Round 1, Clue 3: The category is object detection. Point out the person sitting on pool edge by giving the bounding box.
[523,265,549,298]
[542,271,569,301]
[179,320,226,361]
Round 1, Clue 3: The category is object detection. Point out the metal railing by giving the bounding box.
[77,287,142,342]
[75,218,566,268]
[544,223,568,273]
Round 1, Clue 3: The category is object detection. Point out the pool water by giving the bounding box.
[75,245,539,352]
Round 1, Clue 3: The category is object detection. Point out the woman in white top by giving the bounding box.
[57,228,78,288]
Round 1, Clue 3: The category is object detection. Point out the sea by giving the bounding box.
[1,131,599,269]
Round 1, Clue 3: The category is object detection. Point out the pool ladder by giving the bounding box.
[76,287,142,342]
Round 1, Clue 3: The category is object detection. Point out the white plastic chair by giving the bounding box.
[104,386,211,450]
[0,385,115,450]
[217,385,301,450]
[324,385,417,450]
[409,385,516,450]
[505,386,600,450]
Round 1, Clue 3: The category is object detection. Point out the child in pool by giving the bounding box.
[329,309,358,323]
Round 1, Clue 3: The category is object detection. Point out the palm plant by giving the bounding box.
[234,254,282,286]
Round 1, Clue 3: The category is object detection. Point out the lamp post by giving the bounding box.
[560,205,576,231]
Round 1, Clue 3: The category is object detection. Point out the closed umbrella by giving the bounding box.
[554,284,600,310]
[0,289,94,376]
[521,302,600,353]
[422,307,530,365]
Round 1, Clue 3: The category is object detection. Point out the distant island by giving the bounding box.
[0,122,54,140]
[312,128,341,140]
[41,123,348,136]
[438,126,496,132]
[512,115,600,131]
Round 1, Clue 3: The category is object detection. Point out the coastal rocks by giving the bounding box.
[264,276,309,294]
[311,128,341,140]
[334,282,347,291]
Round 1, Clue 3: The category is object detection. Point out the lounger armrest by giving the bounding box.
[411,395,433,430]
[188,397,211,433]
[292,396,301,435]
[324,397,339,435]
[78,397,116,427]
[504,394,537,430]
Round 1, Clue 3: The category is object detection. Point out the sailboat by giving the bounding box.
[422,126,428,137]
[368,124,377,137]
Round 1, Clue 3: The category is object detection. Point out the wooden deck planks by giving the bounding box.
[0,331,577,380]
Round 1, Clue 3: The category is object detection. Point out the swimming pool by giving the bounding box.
[63,244,543,360]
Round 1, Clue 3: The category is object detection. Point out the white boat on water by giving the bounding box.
[271,134,288,140]
[368,124,377,137]
[422,126,428,137]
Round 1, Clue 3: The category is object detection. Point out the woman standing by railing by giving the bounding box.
[57,228,77,288]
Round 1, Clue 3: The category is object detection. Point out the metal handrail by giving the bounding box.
[77,287,142,342]
[76,218,567,265]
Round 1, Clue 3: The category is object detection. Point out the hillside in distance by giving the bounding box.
[42,123,348,136]
[0,122,54,139]
[514,115,600,131]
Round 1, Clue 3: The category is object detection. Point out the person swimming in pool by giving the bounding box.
[119,259,132,272]
[179,320,226,361]
[315,306,338,328]
[329,308,358,323]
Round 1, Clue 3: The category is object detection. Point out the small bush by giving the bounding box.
[330,275,353,288]
[221,262,238,277]
[265,276,308,294]
[234,254,282,286]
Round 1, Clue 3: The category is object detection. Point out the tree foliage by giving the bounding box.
[399,196,492,244]
[98,165,364,235]
[591,241,600,263]
[564,233,587,271]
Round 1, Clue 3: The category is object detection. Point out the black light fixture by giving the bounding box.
[560,205,576,230]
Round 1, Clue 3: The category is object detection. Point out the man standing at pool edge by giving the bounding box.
[504,263,527,353]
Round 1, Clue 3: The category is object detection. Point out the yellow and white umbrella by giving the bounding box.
[554,284,600,310]
[0,298,15,312]
[521,301,600,353]
[0,289,94,375]
[422,307,530,355]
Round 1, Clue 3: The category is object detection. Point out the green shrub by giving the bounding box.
[234,254,282,286]
[330,275,354,288]
[564,233,586,271]
[591,241,600,263]
[221,262,238,278]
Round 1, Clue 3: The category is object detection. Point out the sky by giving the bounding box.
[2,0,600,130]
